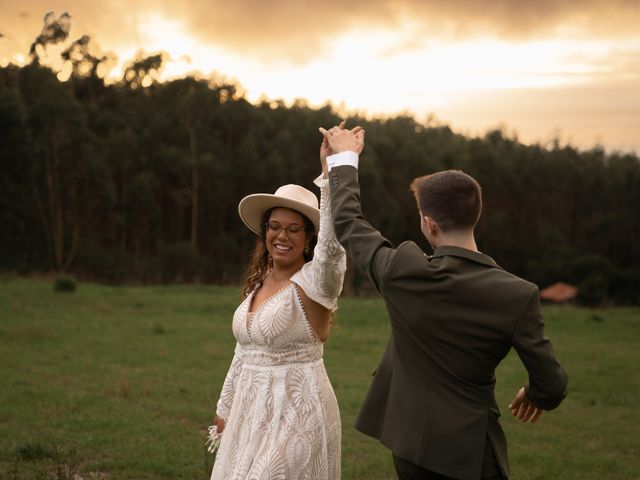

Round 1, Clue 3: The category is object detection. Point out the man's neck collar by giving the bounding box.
[430,234,477,252]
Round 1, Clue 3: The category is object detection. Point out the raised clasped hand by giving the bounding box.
[319,121,365,175]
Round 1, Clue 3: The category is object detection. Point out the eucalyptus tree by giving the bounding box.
[16,64,98,271]
[0,82,40,270]
[28,11,72,65]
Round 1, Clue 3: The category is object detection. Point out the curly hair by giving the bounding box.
[241,208,317,297]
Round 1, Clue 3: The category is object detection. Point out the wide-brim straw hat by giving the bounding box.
[238,184,320,235]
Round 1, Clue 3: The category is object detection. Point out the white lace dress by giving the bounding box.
[210,176,346,480]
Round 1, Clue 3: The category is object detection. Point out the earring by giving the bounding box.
[304,246,310,255]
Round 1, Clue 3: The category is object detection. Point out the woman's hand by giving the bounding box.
[213,414,226,433]
[320,120,345,176]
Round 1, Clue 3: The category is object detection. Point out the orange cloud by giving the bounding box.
[4,0,640,63]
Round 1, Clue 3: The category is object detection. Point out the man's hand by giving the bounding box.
[320,120,364,178]
[509,387,543,423]
[319,124,365,158]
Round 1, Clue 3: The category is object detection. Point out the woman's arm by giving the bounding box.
[291,175,347,312]
[214,343,244,425]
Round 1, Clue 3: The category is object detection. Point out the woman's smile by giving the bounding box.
[273,243,293,253]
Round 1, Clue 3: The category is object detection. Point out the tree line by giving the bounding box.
[1,12,639,305]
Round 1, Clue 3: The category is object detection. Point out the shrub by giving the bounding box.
[54,275,76,293]
[577,274,608,307]
[15,441,53,461]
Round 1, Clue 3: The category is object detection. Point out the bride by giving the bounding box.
[208,124,363,479]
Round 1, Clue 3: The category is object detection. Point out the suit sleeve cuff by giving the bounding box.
[327,151,359,171]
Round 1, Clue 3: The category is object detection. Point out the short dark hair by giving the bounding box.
[410,170,482,233]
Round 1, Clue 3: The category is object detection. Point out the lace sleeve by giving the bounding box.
[215,343,244,422]
[291,174,347,311]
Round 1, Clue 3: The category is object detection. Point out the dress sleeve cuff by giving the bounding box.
[314,174,329,188]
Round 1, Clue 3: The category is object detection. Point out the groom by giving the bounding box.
[319,125,568,480]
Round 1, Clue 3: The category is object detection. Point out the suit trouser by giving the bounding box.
[392,438,506,480]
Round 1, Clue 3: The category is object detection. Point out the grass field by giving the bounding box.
[1,276,639,479]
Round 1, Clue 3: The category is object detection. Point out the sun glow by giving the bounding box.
[109,14,248,82]
[231,29,621,116]
[90,15,638,150]
[102,16,637,120]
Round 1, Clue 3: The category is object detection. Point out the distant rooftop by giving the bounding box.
[540,282,578,303]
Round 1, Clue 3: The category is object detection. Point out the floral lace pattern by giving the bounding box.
[291,176,347,312]
[210,176,345,480]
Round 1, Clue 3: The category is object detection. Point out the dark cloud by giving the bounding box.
[165,0,640,60]
[153,0,395,62]
[5,0,640,62]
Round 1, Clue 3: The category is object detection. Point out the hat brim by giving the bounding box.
[238,194,320,235]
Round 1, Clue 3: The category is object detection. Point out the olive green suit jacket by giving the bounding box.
[329,165,568,480]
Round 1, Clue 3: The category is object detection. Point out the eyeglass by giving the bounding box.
[266,221,305,238]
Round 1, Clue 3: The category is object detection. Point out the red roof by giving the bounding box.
[540,282,578,303]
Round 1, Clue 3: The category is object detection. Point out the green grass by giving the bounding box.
[1,276,639,479]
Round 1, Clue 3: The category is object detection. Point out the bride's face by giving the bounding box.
[265,208,309,268]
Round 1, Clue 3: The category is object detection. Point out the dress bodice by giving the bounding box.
[231,283,323,367]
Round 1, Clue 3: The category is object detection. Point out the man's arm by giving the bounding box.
[320,127,398,293]
[512,288,569,411]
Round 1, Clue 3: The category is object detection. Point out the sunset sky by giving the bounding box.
[1,0,639,153]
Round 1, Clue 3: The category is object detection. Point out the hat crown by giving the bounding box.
[273,184,318,210]
[237,183,320,235]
